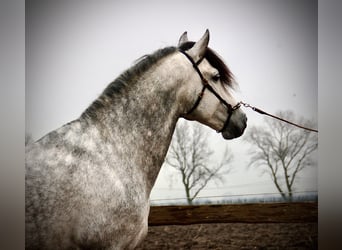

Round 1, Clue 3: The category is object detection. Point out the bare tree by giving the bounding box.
[245,110,318,201]
[165,120,234,205]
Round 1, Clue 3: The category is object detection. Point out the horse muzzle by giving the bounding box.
[220,110,247,140]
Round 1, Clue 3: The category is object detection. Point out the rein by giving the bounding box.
[238,102,318,133]
[179,49,318,134]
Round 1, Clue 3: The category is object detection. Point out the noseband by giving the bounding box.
[179,49,241,133]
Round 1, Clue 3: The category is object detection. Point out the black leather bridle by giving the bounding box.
[179,49,241,133]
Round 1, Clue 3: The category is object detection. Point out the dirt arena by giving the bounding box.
[136,222,317,249]
[136,203,317,249]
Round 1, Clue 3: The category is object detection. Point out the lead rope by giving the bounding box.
[239,101,318,133]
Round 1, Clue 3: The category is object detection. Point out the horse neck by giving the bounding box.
[83,53,187,192]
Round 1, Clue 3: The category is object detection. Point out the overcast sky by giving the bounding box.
[26,0,318,202]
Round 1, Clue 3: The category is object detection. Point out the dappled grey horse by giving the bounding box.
[26,30,247,249]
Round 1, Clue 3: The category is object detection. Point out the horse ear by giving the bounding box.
[178,31,188,46]
[187,29,210,62]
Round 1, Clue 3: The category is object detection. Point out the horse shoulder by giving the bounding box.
[26,120,149,249]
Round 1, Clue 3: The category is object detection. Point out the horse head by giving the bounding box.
[178,30,247,139]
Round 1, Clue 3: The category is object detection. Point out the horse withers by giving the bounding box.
[26,30,247,249]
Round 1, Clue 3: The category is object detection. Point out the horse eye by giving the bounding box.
[212,73,220,82]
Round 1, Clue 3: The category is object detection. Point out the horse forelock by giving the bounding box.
[179,41,236,90]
